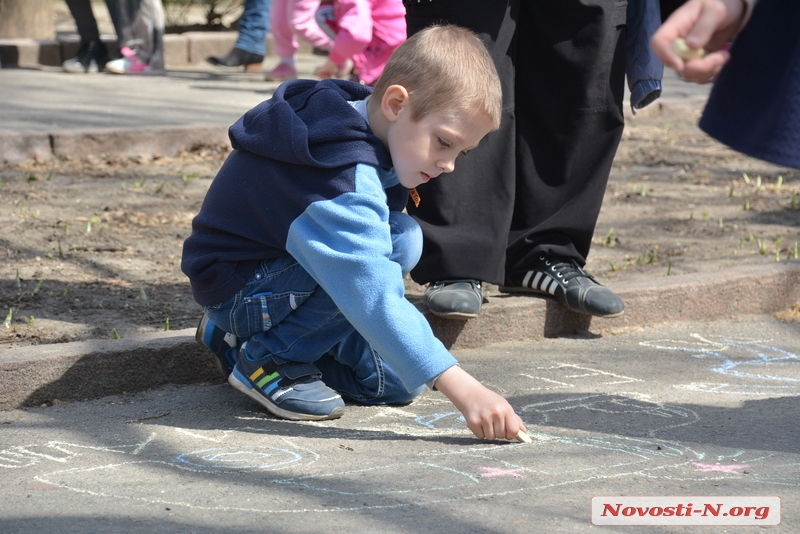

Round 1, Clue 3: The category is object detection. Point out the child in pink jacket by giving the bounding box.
[314,0,406,85]
[266,0,405,85]
[266,0,336,82]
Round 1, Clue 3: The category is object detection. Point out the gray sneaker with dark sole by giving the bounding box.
[423,279,484,319]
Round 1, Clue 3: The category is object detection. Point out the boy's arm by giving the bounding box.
[434,366,527,441]
[285,168,524,439]
[287,181,456,390]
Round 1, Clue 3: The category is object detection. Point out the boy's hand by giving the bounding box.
[434,365,526,441]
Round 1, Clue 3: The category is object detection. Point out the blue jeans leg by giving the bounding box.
[204,212,422,403]
[315,330,425,405]
[235,0,271,56]
[240,274,422,405]
[244,282,354,364]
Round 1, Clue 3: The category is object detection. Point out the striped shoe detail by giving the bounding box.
[249,367,282,396]
[522,270,558,295]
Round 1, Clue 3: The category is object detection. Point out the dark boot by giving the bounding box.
[62,39,110,73]
[206,47,264,72]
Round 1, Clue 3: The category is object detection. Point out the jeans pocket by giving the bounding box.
[240,289,314,335]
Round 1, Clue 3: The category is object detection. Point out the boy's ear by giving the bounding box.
[381,85,410,123]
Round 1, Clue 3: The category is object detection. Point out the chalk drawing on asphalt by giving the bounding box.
[176,446,304,470]
[5,415,794,514]
[9,331,800,512]
[517,395,700,438]
[640,334,800,395]
[520,363,643,391]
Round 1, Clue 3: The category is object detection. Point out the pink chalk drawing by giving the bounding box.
[692,462,750,473]
[477,467,525,478]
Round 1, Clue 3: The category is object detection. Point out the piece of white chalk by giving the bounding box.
[672,38,705,60]
[515,430,532,443]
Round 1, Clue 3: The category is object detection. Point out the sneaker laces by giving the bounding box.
[541,256,597,284]
[75,40,98,64]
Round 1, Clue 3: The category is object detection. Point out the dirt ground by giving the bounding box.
[2,103,800,347]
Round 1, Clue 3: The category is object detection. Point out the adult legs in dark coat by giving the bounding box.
[405,0,627,318]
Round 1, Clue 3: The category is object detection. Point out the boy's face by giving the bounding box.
[383,92,494,189]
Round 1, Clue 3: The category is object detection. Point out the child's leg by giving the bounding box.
[240,281,354,364]
[289,0,334,51]
[204,213,418,360]
[200,254,322,376]
[104,0,136,50]
[214,255,356,420]
[270,0,299,59]
[315,331,425,405]
[388,211,423,277]
[229,212,419,351]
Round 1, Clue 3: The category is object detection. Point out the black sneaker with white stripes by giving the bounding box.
[499,255,624,317]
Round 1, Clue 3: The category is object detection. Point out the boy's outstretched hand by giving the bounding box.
[434,365,526,441]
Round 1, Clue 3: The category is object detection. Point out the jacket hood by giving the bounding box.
[228,79,392,169]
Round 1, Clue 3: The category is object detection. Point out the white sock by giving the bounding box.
[280,56,296,69]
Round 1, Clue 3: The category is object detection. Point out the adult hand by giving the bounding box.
[651,0,747,83]
[314,59,339,79]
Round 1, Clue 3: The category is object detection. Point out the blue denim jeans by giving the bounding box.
[204,211,424,404]
[235,0,271,56]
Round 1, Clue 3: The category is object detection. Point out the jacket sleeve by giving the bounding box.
[626,0,663,113]
[285,165,457,391]
[327,0,373,66]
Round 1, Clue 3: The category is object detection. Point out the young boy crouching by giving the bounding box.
[182,25,526,441]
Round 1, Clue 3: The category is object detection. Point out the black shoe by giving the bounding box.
[62,39,110,73]
[206,47,264,71]
[424,280,484,319]
[500,255,624,317]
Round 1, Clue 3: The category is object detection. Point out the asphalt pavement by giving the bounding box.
[3,315,800,533]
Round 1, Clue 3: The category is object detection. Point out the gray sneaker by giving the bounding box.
[500,255,624,317]
[228,342,345,421]
[423,279,484,319]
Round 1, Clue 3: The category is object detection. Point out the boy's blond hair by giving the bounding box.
[371,25,502,130]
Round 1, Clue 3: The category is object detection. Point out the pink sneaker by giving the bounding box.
[105,47,151,74]
[264,62,297,82]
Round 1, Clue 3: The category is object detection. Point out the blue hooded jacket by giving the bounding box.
[181,78,458,390]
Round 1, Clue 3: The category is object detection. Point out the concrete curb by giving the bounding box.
[0,329,218,410]
[0,96,710,168]
[2,262,798,410]
[0,125,230,165]
[49,124,230,159]
[0,31,312,69]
